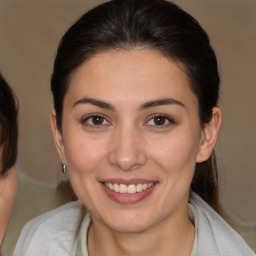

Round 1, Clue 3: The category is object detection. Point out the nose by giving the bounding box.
[108,125,147,171]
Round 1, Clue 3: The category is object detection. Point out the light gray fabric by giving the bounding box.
[189,192,255,255]
[2,171,66,256]
[13,192,255,256]
[13,201,85,256]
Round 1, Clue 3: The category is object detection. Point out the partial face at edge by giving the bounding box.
[51,49,220,233]
[0,125,3,173]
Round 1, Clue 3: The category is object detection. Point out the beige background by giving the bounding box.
[0,0,255,223]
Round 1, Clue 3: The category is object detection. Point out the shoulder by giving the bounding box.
[190,192,255,256]
[13,201,87,256]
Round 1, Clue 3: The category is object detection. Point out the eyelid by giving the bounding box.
[81,114,111,127]
[144,114,176,127]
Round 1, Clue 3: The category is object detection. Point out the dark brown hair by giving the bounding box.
[51,0,221,211]
[0,73,18,176]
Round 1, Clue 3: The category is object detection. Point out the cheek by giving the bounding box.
[148,131,200,175]
[64,136,109,205]
[64,134,109,175]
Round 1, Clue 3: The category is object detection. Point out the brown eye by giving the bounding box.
[91,115,104,125]
[153,116,166,125]
[83,115,110,127]
[146,115,175,127]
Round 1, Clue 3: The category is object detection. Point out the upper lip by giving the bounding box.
[100,178,158,185]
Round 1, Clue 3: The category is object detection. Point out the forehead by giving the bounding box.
[66,48,197,107]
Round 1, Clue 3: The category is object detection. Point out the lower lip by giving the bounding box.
[101,183,155,204]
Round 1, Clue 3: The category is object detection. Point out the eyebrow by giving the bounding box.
[73,98,115,111]
[72,97,185,111]
[139,98,185,110]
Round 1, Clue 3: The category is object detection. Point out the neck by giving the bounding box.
[88,204,195,256]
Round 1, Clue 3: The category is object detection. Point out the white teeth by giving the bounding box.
[142,184,148,190]
[128,184,136,194]
[148,183,153,188]
[119,184,128,193]
[136,184,143,192]
[113,183,119,192]
[104,182,154,194]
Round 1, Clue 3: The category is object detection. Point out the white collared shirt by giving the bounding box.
[13,192,255,256]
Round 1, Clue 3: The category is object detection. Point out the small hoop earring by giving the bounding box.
[62,164,67,174]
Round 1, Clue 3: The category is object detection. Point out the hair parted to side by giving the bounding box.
[0,73,18,176]
[51,0,221,212]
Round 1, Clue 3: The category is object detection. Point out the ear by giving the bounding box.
[50,109,67,165]
[196,107,221,163]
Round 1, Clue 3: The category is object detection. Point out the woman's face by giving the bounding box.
[52,49,217,232]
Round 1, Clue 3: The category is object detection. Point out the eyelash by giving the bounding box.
[81,114,111,128]
[145,115,176,128]
[81,114,175,129]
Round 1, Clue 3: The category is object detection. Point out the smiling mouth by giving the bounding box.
[103,182,155,194]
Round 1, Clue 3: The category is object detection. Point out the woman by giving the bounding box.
[14,0,255,255]
[0,73,18,246]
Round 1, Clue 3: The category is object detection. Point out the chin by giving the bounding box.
[109,221,150,233]
[101,211,155,233]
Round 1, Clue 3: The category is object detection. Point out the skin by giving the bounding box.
[0,144,18,246]
[51,49,221,256]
